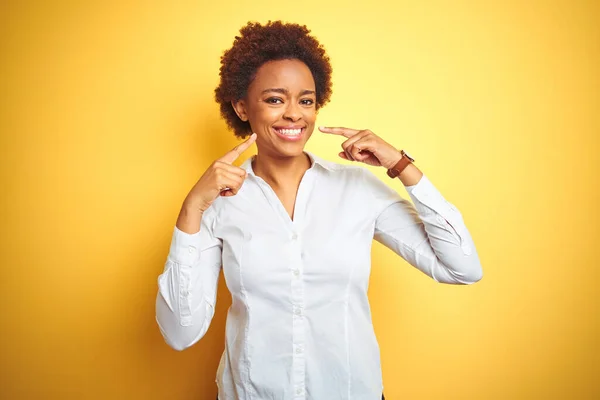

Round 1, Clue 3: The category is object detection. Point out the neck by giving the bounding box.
[252,150,312,189]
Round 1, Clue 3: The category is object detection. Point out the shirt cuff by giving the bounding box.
[404,174,443,217]
[169,226,203,265]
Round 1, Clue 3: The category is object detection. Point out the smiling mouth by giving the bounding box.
[272,127,305,141]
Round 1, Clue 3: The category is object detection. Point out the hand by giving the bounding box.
[184,133,257,213]
[319,126,402,169]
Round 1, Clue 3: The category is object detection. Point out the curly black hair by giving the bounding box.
[214,21,333,138]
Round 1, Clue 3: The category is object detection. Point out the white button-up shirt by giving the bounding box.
[156,152,482,400]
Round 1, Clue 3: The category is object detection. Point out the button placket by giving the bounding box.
[290,231,306,399]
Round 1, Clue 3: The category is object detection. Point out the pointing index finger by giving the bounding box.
[318,126,361,138]
[219,133,257,164]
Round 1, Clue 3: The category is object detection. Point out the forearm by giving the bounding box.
[369,164,482,284]
[404,175,483,283]
[156,222,222,350]
[156,259,216,350]
[375,195,483,285]
[176,200,204,234]
[410,209,482,284]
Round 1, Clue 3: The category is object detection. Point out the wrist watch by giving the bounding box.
[386,150,415,179]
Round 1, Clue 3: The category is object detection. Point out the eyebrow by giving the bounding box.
[261,88,316,96]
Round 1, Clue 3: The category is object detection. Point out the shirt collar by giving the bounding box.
[240,151,336,176]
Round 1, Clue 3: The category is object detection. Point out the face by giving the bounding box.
[232,59,317,159]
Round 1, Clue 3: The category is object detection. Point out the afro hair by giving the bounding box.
[214,21,333,138]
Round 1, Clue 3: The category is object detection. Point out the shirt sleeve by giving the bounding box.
[363,168,483,284]
[155,207,223,350]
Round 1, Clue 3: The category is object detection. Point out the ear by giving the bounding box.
[231,100,249,122]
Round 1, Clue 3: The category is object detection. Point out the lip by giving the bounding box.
[271,126,306,142]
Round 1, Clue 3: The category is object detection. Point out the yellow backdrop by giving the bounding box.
[1,1,598,399]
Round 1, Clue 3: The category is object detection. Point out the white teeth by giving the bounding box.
[277,128,302,136]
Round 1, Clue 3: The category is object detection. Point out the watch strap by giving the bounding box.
[386,150,413,179]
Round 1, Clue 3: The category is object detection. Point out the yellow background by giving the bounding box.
[1,0,598,399]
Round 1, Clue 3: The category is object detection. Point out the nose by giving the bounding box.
[283,102,302,122]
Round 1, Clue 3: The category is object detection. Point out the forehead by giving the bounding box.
[250,59,315,92]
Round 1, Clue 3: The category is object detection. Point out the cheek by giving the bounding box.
[250,105,282,123]
[303,107,317,122]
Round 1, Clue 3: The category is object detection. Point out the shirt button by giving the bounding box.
[293,269,300,277]
[294,308,302,316]
[291,233,298,240]
[296,388,303,395]
[295,346,303,354]
[188,246,196,253]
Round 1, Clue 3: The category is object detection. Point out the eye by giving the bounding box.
[266,97,283,104]
[301,99,315,106]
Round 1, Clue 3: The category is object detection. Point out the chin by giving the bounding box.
[273,143,307,159]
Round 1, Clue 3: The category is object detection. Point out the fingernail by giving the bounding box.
[319,126,325,129]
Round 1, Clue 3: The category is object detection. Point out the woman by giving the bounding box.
[156,21,483,400]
